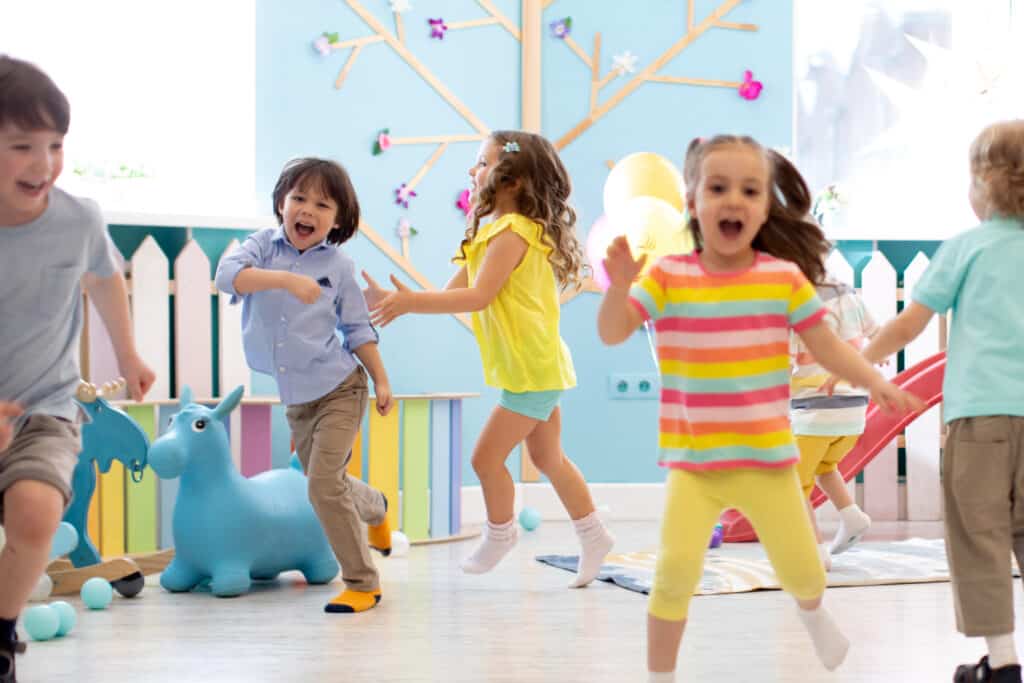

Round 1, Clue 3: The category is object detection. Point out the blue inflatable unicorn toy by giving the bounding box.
[148,386,338,597]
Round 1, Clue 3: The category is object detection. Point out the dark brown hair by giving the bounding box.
[683,135,829,285]
[455,130,584,290]
[969,119,1024,219]
[272,158,360,245]
[0,55,70,134]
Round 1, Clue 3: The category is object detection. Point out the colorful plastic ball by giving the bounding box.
[49,601,76,637]
[709,523,724,549]
[29,573,53,602]
[23,605,59,641]
[50,522,79,559]
[518,507,541,532]
[390,530,410,558]
[81,577,113,609]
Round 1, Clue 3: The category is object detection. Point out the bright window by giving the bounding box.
[0,0,258,219]
[795,0,1022,239]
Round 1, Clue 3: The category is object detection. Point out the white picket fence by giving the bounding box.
[86,238,947,523]
[822,250,944,523]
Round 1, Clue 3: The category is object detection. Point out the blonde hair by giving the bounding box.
[454,130,584,290]
[683,135,830,285]
[970,120,1024,219]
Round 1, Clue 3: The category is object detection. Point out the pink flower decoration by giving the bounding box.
[313,35,332,57]
[373,128,391,155]
[429,18,448,40]
[738,70,763,100]
[395,183,417,208]
[456,189,472,216]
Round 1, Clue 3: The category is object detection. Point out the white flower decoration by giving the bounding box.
[612,51,639,74]
[389,0,412,13]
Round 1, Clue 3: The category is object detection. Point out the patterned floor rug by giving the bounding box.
[537,538,1001,596]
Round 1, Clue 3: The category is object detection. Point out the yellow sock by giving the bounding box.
[368,518,392,557]
[324,589,381,613]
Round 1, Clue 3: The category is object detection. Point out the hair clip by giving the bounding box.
[502,141,520,153]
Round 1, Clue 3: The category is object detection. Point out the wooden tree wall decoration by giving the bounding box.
[320,0,759,317]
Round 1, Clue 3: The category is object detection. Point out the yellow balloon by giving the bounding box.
[610,196,694,275]
[603,152,685,223]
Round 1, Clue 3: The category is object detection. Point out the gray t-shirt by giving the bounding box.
[0,187,119,421]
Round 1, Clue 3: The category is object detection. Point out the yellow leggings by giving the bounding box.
[649,466,826,621]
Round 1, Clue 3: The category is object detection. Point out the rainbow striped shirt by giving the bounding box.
[629,252,826,470]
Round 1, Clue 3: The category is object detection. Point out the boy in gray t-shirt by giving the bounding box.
[0,55,154,681]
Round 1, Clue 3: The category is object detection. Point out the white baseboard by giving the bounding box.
[460,482,667,526]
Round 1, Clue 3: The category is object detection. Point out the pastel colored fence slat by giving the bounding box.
[173,240,213,398]
[861,252,899,521]
[429,401,451,537]
[157,404,179,549]
[87,465,101,548]
[368,408,400,531]
[903,252,943,520]
[217,240,250,395]
[449,400,463,535]
[401,400,430,540]
[240,404,272,477]
[130,236,171,400]
[99,461,125,557]
[123,404,158,553]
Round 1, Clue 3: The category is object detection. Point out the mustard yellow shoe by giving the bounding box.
[324,589,382,613]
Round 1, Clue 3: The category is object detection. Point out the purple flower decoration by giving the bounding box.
[456,189,472,216]
[549,17,572,39]
[738,70,763,101]
[395,183,418,208]
[313,32,338,57]
[428,18,448,40]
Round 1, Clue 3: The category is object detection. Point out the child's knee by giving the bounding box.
[2,481,63,547]
[780,563,826,601]
[649,585,692,621]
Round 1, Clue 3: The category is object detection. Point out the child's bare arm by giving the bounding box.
[861,302,936,365]
[597,236,646,345]
[445,267,469,290]
[0,401,23,452]
[82,272,156,400]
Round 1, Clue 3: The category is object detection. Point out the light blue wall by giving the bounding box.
[255,0,794,483]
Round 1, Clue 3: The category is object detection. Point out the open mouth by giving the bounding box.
[294,221,316,238]
[16,180,47,197]
[719,219,744,238]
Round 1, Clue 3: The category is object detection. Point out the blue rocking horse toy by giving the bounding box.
[47,379,152,597]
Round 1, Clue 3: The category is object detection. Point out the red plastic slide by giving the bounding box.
[719,352,946,543]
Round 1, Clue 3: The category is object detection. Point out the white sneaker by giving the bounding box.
[830,506,871,555]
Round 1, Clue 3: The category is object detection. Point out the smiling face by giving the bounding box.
[277,178,339,252]
[688,143,771,271]
[0,122,64,226]
[467,138,501,204]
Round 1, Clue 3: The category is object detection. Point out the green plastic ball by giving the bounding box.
[518,507,541,532]
[50,600,76,637]
[23,605,59,641]
[81,577,113,610]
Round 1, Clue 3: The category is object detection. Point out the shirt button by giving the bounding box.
[281,316,287,322]
[279,366,286,373]
[277,342,284,347]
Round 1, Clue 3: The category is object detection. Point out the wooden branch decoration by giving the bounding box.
[395,11,405,44]
[560,278,602,305]
[555,0,757,150]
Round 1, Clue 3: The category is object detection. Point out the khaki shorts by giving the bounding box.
[0,414,80,524]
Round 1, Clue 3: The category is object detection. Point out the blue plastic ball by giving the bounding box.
[23,605,59,641]
[50,522,79,560]
[518,507,541,532]
[50,601,76,637]
[81,578,113,610]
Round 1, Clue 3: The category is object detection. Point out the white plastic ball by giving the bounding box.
[390,530,410,558]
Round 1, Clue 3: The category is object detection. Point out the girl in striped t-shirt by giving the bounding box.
[597,135,923,682]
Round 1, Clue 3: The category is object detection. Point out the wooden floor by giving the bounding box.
[17,520,1011,682]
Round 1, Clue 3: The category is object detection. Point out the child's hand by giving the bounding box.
[869,381,926,414]
[603,236,647,289]
[119,354,157,401]
[286,273,321,304]
[374,381,394,416]
[819,374,841,396]
[0,402,23,452]
[369,275,413,327]
[361,270,390,309]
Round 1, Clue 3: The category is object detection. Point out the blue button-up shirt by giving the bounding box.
[215,227,378,406]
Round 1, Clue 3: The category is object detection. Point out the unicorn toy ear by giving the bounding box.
[179,386,194,409]
[212,386,245,421]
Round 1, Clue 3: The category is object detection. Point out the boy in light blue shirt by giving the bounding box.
[857,120,1024,683]
[0,55,155,681]
[216,157,394,614]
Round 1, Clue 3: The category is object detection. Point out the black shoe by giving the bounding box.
[0,637,26,683]
[955,656,1023,683]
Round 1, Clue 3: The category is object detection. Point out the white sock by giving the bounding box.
[987,633,1019,669]
[569,511,615,588]
[818,544,832,572]
[648,672,676,682]
[830,504,871,555]
[797,605,850,671]
[460,520,518,574]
